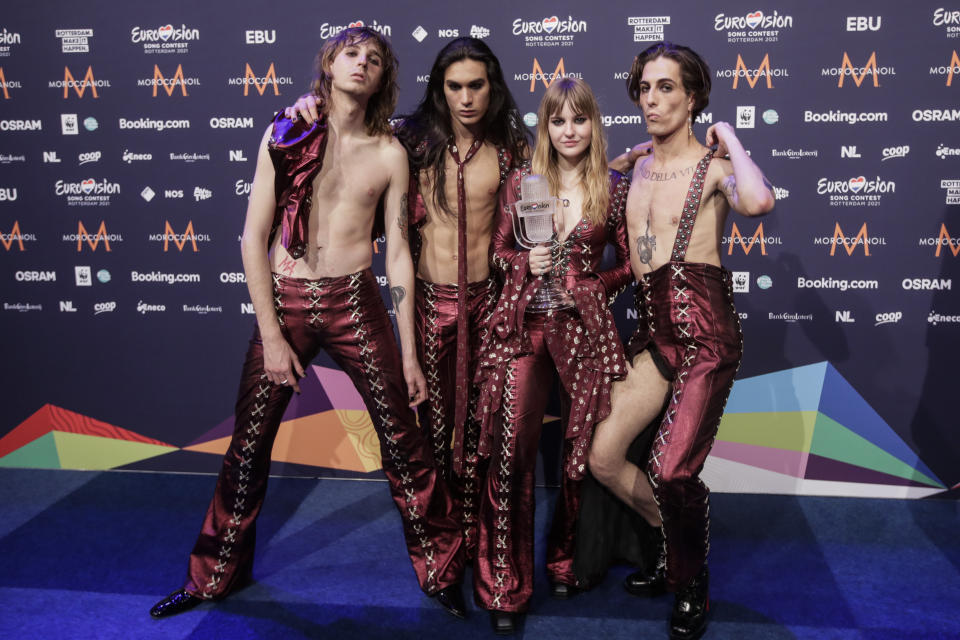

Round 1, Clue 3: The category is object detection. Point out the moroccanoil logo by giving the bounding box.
[516,58,582,92]
[935,223,960,257]
[137,64,199,97]
[148,220,211,252]
[0,67,21,99]
[49,66,110,98]
[929,50,960,87]
[716,54,787,89]
[228,63,292,96]
[68,220,119,252]
[724,222,782,255]
[1,221,36,251]
[822,52,895,88]
[816,222,884,256]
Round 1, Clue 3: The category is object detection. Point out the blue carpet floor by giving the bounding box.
[0,468,957,639]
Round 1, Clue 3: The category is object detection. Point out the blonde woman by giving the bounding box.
[472,77,631,633]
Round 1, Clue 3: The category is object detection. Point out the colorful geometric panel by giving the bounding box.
[711,362,946,498]
[0,404,176,470]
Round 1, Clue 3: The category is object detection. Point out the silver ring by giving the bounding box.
[280,378,289,384]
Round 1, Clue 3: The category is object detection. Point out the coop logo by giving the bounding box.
[93,301,117,315]
[718,54,788,89]
[229,63,292,96]
[846,16,882,32]
[933,8,960,38]
[50,66,110,98]
[903,277,952,290]
[921,223,960,257]
[55,29,93,53]
[1,118,41,131]
[874,311,902,326]
[210,116,255,129]
[148,220,210,252]
[517,58,582,92]
[822,52,894,87]
[245,29,276,45]
[1,221,36,251]
[122,150,152,163]
[714,10,794,43]
[882,145,910,161]
[136,300,166,314]
[0,67,22,99]
[724,222,781,255]
[55,178,121,206]
[63,220,121,252]
[130,24,200,54]
[0,28,22,57]
[512,15,587,47]
[319,20,392,40]
[138,64,199,97]
[817,175,895,207]
[627,16,670,43]
[77,150,101,165]
[813,222,885,256]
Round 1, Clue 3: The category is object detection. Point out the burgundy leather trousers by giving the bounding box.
[183,270,463,599]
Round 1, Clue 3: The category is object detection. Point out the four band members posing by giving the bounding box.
[150,30,774,640]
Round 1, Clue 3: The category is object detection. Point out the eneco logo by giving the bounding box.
[50,66,110,98]
[229,63,292,96]
[822,52,894,88]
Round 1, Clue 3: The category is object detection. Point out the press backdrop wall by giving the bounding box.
[1,0,957,499]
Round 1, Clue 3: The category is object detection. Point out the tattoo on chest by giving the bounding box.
[398,193,409,241]
[638,163,698,182]
[278,255,297,276]
[390,285,406,313]
[636,217,657,264]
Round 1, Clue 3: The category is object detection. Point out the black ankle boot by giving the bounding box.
[489,610,520,635]
[149,589,203,618]
[433,584,467,619]
[624,537,666,597]
[669,565,709,640]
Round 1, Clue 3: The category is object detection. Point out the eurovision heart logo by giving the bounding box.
[745,11,763,29]
[542,16,559,33]
[848,176,866,193]
[81,179,95,194]
[158,24,173,41]
[349,21,364,28]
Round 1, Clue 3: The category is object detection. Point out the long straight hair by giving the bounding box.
[532,77,610,226]
[396,37,530,217]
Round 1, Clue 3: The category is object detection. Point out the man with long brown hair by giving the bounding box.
[149,27,464,619]
[288,37,530,619]
[588,41,775,639]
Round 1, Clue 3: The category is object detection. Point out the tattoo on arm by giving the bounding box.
[398,193,409,241]
[636,216,657,265]
[390,285,406,313]
[721,174,737,201]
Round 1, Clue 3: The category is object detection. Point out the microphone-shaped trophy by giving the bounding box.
[511,174,573,312]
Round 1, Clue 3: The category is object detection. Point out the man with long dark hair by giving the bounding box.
[289,38,530,621]
[149,27,464,619]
